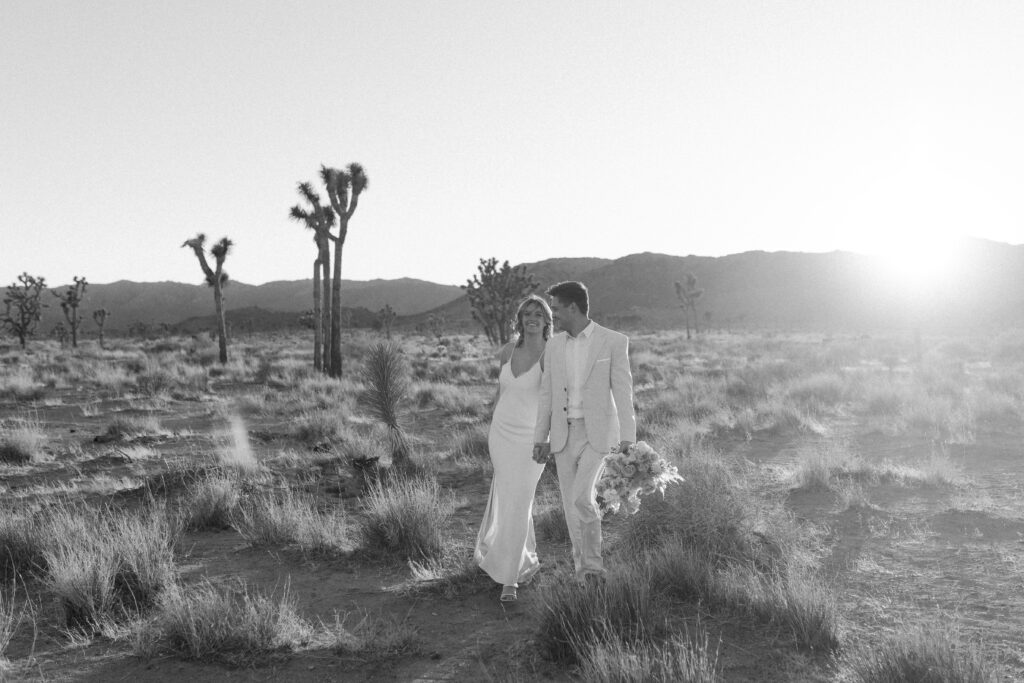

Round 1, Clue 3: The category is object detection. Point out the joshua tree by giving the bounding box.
[674,272,704,340]
[359,342,410,469]
[182,233,233,364]
[51,321,68,347]
[289,182,336,374]
[1,273,48,349]
[320,163,369,378]
[51,276,88,348]
[92,308,110,349]
[463,258,538,345]
[377,304,397,340]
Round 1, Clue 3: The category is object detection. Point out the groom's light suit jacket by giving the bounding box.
[533,324,637,454]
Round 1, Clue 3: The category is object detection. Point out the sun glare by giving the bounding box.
[873,234,958,291]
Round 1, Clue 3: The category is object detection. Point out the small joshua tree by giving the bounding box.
[359,342,411,469]
[674,272,704,341]
[1,273,48,350]
[463,258,538,345]
[320,163,369,378]
[92,308,110,349]
[52,276,87,348]
[182,233,233,364]
[377,304,397,340]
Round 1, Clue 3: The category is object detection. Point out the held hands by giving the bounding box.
[532,442,551,464]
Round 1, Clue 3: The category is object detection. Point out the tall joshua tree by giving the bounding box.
[289,183,336,373]
[1,273,48,350]
[182,233,233,364]
[674,272,704,340]
[320,163,368,378]
[377,304,396,340]
[92,308,110,349]
[52,276,88,348]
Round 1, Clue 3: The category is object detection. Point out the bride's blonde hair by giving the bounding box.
[513,295,553,346]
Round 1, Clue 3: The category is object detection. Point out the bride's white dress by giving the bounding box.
[474,358,546,586]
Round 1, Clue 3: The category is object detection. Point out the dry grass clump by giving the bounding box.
[359,475,455,561]
[44,503,177,631]
[449,424,489,461]
[0,369,44,402]
[791,440,965,492]
[536,566,671,666]
[785,372,850,414]
[235,486,350,556]
[837,623,999,682]
[0,511,48,581]
[290,410,349,446]
[100,415,166,441]
[616,447,810,575]
[0,579,24,664]
[578,632,720,683]
[134,580,312,666]
[412,381,482,416]
[405,546,492,599]
[0,418,48,464]
[329,611,421,660]
[180,473,241,531]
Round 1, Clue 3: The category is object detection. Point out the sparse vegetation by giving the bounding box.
[0,329,1015,678]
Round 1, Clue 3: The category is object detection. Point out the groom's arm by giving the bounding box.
[610,333,636,446]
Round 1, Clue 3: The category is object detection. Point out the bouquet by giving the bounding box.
[598,441,684,515]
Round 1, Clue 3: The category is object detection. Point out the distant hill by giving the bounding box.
[25,239,1024,339]
[36,278,463,334]
[404,239,1024,334]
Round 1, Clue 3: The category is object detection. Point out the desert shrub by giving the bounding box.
[290,410,348,446]
[134,580,312,665]
[838,623,998,683]
[969,389,1021,425]
[235,487,350,556]
[0,511,47,581]
[181,473,241,531]
[44,503,176,630]
[329,611,421,659]
[100,415,165,441]
[615,447,810,577]
[644,541,839,652]
[785,372,849,413]
[791,440,872,491]
[449,424,489,461]
[412,381,482,416]
[0,418,48,464]
[903,394,975,443]
[89,364,136,393]
[359,475,454,561]
[578,632,720,683]
[536,566,671,666]
[0,369,44,402]
[405,550,492,599]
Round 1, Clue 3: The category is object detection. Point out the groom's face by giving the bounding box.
[549,296,571,332]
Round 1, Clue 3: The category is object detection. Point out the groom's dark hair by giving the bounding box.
[547,281,589,316]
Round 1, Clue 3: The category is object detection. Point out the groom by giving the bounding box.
[532,281,636,580]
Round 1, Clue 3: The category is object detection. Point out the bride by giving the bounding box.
[474,294,551,602]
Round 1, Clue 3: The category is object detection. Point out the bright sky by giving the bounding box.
[2,1,1023,287]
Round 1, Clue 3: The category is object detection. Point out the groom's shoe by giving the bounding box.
[500,585,518,602]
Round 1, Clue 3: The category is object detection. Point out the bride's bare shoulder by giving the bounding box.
[495,341,516,364]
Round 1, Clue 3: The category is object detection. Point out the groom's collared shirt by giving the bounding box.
[565,320,596,419]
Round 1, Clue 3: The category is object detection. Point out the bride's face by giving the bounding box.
[520,303,547,336]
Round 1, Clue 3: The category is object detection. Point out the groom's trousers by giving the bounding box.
[554,418,606,578]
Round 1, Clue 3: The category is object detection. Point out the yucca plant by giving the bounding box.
[359,342,411,468]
